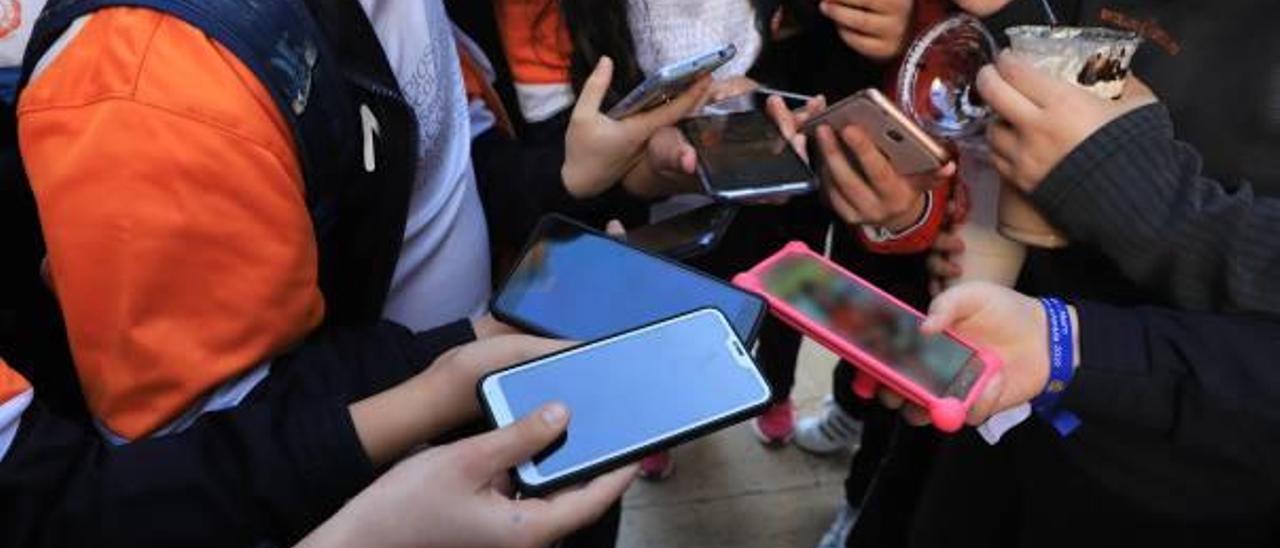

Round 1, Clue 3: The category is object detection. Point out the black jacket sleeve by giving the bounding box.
[1029,104,1280,316]
[471,125,645,246]
[1061,301,1280,487]
[0,320,475,548]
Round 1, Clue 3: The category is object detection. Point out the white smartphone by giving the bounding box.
[802,88,951,177]
[479,308,772,496]
[606,44,737,119]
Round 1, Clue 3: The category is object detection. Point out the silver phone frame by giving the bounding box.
[685,113,817,202]
[606,44,737,119]
[479,308,768,488]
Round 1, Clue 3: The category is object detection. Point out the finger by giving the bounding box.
[877,388,905,410]
[976,64,1039,126]
[817,127,880,217]
[933,230,966,254]
[492,469,515,497]
[965,371,1006,426]
[680,146,698,175]
[820,2,896,37]
[902,404,932,427]
[926,253,962,280]
[836,30,899,61]
[466,403,571,476]
[934,161,958,180]
[986,118,1020,161]
[648,127,696,175]
[766,95,800,139]
[605,220,627,239]
[455,334,572,371]
[991,153,1016,183]
[472,314,522,339]
[994,51,1076,108]
[928,277,943,298]
[920,284,979,334]
[712,77,759,101]
[790,133,809,163]
[825,178,865,225]
[803,95,828,120]
[840,125,898,198]
[632,76,713,132]
[522,464,638,541]
[1120,75,1156,104]
[573,57,614,119]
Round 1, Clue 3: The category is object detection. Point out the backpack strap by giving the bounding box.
[21,0,354,236]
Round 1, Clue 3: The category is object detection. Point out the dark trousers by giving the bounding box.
[821,228,939,548]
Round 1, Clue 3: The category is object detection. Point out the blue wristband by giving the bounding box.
[1032,297,1081,436]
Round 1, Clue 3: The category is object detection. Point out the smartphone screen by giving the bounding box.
[680,111,815,200]
[626,203,737,259]
[759,255,980,398]
[493,216,765,343]
[482,309,771,488]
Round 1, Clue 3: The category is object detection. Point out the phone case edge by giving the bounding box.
[732,242,1002,432]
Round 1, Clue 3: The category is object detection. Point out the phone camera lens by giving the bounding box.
[886,129,905,143]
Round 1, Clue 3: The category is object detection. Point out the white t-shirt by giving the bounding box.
[627,0,762,80]
[358,0,492,332]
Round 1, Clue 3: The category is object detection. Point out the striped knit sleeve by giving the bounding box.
[1029,103,1280,316]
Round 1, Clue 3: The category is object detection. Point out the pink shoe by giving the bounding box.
[752,400,795,446]
[638,451,675,481]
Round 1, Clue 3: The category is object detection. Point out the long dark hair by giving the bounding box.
[546,0,783,107]
[557,0,643,106]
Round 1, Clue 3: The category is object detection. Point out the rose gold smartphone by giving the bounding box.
[802,88,950,177]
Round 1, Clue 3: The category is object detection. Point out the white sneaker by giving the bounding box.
[794,396,863,455]
[816,503,860,548]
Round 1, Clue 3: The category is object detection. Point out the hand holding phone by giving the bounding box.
[607,45,736,119]
[479,308,772,495]
[564,58,710,199]
[734,242,1000,432]
[802,89,950,176]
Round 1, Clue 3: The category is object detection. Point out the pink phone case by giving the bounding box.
[733,242,1001,432]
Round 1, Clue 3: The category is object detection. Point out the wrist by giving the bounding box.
[885,192,929,233]
[1032,297,1081,436]
[350,363,469,466]
[413,361,477,434]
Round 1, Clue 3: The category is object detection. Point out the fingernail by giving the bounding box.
[541,403,568,426]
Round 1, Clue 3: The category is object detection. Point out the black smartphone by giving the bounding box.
[626,203,738,260]
[491,214,766,344]
[679,110,817,202]
[479,308,772,496]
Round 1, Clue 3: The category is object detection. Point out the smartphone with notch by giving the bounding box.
[734,242,1000,432]
[479,308,772,496]
[491,214,766,344]
[802,88,951,177]
[627,203,738,259]
[679,110,817,202]
[606,45,736,119]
